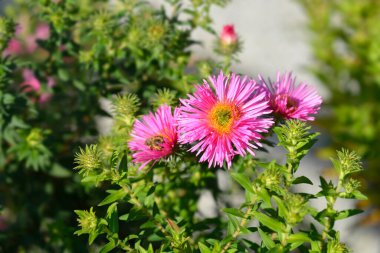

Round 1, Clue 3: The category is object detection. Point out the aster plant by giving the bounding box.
[73,71,365,252]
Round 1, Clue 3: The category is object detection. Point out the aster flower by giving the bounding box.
[20,69,55,104]
[4,23,50,56]
[128,105,178,170]
[177,72,273,168]
[259,72,322,121]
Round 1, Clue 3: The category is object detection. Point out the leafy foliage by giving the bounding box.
[0,0,235,251]
[298,0,380,217]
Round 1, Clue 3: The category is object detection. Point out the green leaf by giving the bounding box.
[88,231,99,245]
[253,211,285,233]
[287,233,312,243]
[118,153,128,172]
[223,208,245,218]
[107,203,119,233]
[257,188,272,208]
[119,213,129,221]
[293,176,313,185]
[267,246,285,253]
[258,228,275,249]
[199,242,212,253]
[353,190,368,200]
[99,240,116,253]
[231,173,254,193]
[49,163,72,178]
[98,189,127,206]
[273,196,287,219]
[335,209,363,220]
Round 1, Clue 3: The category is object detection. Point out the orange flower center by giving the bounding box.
[208,103,240,134]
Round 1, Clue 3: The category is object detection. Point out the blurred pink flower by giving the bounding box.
[20,69,55,104]
[128,105,178,170]
[5,39,23,55]
[259,72,322,121]
[26,23,51,53]
[4,23,50,56]
[220,25,238,45]
[21,69,41,92]
[177,71,273,168]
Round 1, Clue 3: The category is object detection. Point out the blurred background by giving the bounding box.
[1,0,379,252]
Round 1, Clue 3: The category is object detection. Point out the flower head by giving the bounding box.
[177,71,273,168]
[4,23,50,56]
[260,72,322,121]
[128,105,178,170]
[20,69,55,104]
[220,25,237,46]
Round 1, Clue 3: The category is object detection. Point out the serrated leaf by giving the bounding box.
[231,173,254,193]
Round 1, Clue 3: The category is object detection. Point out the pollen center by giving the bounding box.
[208,103,239,134]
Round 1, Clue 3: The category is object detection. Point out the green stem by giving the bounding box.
[220,206,254,253]
[121,184,170,237]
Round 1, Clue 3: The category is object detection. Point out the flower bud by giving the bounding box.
[74,145,102,176]
[74,208,98,235]
[220,25,237,46]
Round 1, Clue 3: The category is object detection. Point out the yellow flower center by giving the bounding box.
[208,103,239,134]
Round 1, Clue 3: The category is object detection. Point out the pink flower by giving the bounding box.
[20,69,55,104]
[128,105,178,170]
[21,69,41,92]
[4,23,50,56]
[26,24,51,53]
[220,25,238,45]
[177,71,273,168]
[5,39,23,55]
[259,72,322,121]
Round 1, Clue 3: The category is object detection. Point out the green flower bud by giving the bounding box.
[147,23,166,44]
[74,145,102,176]
[151,88,177,109]
[74,207,98,235]
[26,128,44,148]
[344,178,361,194]
[284,193,308,225]
[79,50,93,65]
[327,239,351,253]
[334,149,362,178]
[112,94,140,120]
